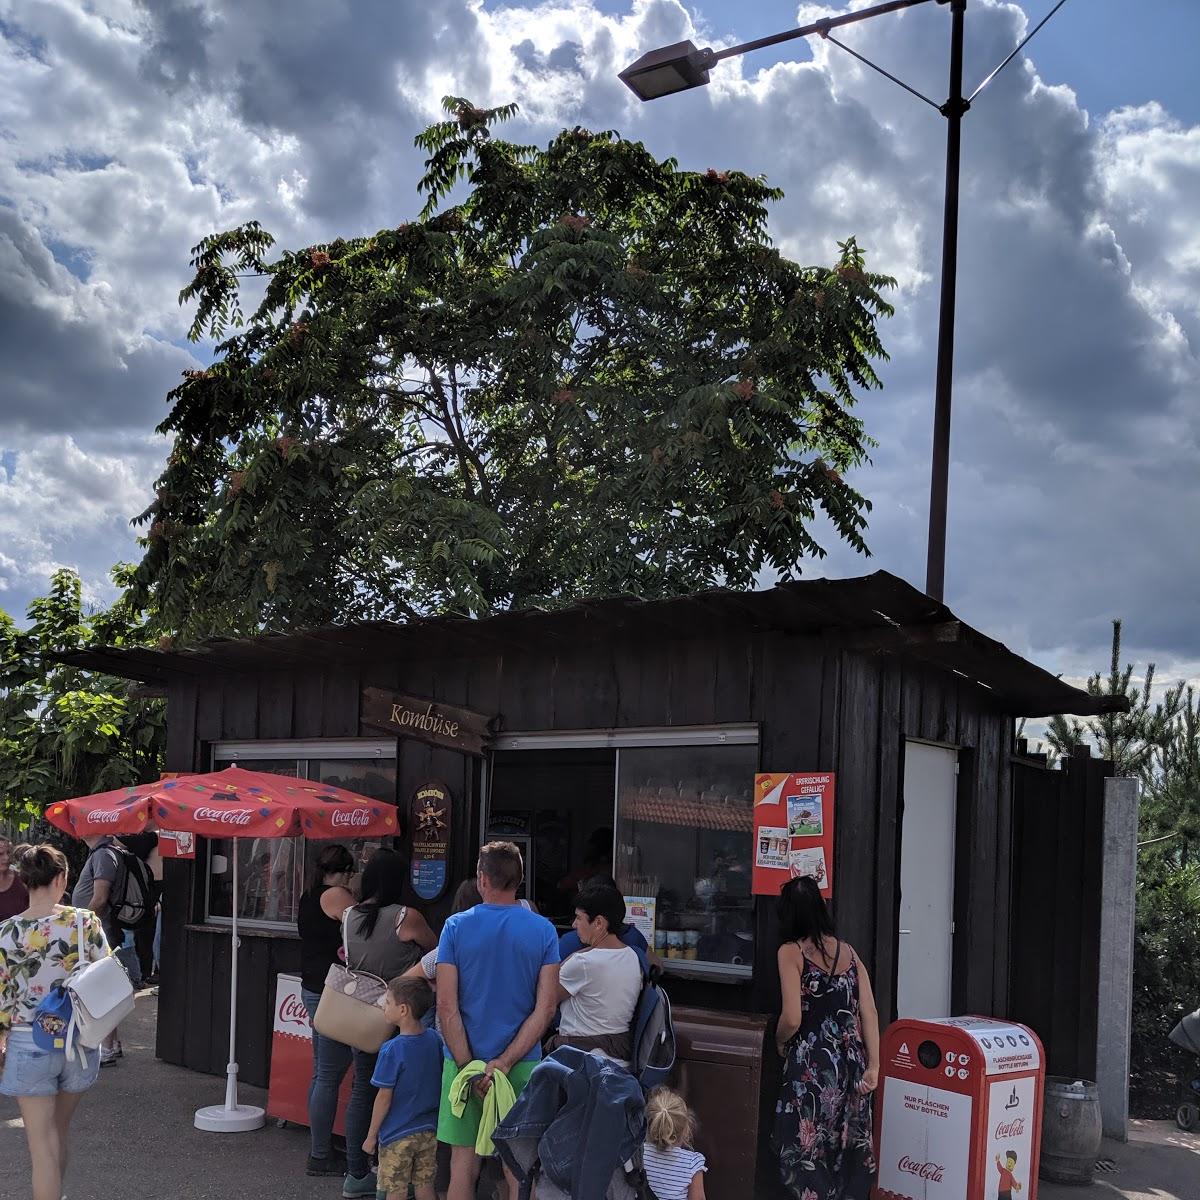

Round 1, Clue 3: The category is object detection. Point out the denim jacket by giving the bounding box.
[493,1047,648,1200]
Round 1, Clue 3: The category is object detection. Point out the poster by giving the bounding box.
[875,1081,973,1200]
[623,896,656,946]
[158,830,195,859]
[752,772,835,897]
[985,1076,1036,1200]
[756,827,790,870]
[410,780,451,901]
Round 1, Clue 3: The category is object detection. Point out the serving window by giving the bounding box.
[487,727,759,980]
[204,741,397,931]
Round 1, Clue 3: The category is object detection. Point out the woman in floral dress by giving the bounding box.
[773,877,880,1200]
[0,844,111,1200]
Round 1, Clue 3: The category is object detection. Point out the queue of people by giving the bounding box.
[295,840,878,1200]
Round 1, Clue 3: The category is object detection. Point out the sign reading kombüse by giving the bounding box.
[360,687,492,757]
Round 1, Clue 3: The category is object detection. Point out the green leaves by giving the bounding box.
[0,568,166,831]
[133,99,896,636]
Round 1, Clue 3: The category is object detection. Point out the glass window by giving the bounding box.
[205,749,397,929]
[615,744,758,977]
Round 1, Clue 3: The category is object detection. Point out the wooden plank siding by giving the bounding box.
[157,629,1023,1084]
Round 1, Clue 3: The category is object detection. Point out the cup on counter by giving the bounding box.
[654,931,668,954]
[666,931,685,959]
[683,930,700,960]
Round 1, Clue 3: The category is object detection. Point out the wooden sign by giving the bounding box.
[410,781,452,901]
[360,688,492,757]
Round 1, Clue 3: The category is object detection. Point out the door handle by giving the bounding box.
[899,930,912,935]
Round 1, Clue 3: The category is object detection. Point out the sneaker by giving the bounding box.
[115,1041,124,1059]
[342,1172,377,1198]
[99,1048,119,1067]
[306,1153,347,1177]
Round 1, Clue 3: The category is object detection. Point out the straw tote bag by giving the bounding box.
[312,909,396,1053]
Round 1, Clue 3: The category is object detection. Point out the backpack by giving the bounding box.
[105,843,156,931]
[32,909,136,1062]
[629,965,676,1091]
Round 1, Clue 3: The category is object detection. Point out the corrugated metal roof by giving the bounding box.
[49,570,1126,718]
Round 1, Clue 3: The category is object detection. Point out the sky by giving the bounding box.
[0,0,1198,699]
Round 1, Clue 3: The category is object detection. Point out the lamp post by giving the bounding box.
[621,0,964,600]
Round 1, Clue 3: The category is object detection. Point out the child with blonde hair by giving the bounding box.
[643,1087,706,1200]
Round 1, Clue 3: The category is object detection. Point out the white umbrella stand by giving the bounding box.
[194,843,266,1133]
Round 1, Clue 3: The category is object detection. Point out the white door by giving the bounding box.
[897,741,958,1018]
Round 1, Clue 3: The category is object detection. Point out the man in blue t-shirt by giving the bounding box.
[437,841,559,1200]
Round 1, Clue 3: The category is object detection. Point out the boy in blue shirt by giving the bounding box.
[364,977,443,1200]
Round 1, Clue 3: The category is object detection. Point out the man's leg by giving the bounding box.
[447,1145,481,1200]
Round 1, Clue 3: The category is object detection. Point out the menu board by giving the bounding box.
[752,773,835,897]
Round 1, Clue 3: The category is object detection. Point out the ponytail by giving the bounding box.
[645,1087,695,1151]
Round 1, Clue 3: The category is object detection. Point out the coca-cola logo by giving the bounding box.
[278,993,309,1029]
[87,810,123,824]
[330,808,370,829]
[194,807,253,826]
[995,1117,1026,1139]
[899,1157,945,1183]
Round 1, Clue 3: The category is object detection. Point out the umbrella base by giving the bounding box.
[194,1102,266,1133]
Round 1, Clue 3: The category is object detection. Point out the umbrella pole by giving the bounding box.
[194,840,265,1133]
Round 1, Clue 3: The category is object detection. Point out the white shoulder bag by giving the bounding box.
[64,908,136,1058]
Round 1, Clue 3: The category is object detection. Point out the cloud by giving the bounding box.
[0,0,1197,692]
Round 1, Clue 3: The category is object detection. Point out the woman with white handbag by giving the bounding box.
[0,845,114,1200]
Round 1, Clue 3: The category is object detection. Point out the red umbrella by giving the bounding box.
[47,766,399,1133]
[45,765,399,840]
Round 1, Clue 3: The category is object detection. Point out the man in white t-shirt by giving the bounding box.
[552,885,643,1064]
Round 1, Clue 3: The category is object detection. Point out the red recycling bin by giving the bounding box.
[873,1016,1045,1200]
[266,973,353,1132]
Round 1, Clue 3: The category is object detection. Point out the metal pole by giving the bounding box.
[925,0,967,601]
[225,841,240,1111]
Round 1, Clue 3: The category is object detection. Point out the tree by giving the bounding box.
[0,568,166,833]
[131,98,895,638]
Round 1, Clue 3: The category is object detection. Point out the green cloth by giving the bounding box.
[447,1059,518,1156]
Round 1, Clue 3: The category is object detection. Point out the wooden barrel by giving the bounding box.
[1039,1077,1103,1185]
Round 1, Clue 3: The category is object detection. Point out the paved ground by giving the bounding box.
[2,995,1196,1199]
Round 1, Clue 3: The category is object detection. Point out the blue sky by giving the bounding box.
[1,0,1198,696]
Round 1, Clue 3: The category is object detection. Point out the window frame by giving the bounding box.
[204,738,398,932]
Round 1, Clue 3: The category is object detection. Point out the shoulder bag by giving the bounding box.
[313,908,394,1053]
[63,908,136,1056]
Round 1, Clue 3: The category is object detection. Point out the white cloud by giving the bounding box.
[0,0,1196,691]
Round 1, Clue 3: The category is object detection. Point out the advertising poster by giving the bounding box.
[410,781,451,901]
[985,1076,1036,1199]
[158,830,196,859]
[752,773,835,897]
[875,1081,973,1200]
[623,896,656,946]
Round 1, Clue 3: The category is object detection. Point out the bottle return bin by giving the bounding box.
[872,1016,1045,1200]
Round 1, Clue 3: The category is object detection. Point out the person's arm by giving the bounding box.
[363,1086,392,1155]
[854,947,880,1092]
[436,962,472,1068]
[487,962,560,1081]
[398,906,438,953]
[90,877,112,918]
[687,1170,706,1200]
[555,953,584,1006]
[319,886,356,921]
[402,957,432,984]
[776,943,804,1054]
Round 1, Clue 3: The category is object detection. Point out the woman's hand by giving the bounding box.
[859,1066,879,1094]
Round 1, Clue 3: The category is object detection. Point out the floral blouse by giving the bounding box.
[0,906,110,1032]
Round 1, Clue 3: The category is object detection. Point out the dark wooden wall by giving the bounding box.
[159,628,1017,1086]
[1009,748,1114,1078]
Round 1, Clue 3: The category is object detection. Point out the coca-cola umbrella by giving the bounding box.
[47,766,397,1133]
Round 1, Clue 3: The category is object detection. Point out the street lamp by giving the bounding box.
[621,0,1069,602]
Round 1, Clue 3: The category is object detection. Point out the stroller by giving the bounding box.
[1168,1007,1200,1131]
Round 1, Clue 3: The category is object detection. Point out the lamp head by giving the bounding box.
[619,39,716,101]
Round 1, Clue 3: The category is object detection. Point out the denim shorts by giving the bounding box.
[0,1027,101,1098]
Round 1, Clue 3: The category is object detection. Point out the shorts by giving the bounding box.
[377,1130,438,1192]
[0,1027,101,1098]
[436,1058,538,1147]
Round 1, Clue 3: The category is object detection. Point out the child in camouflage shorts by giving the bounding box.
[364,977,442,1200]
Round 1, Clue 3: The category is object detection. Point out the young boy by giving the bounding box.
[364,976,443,1200]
